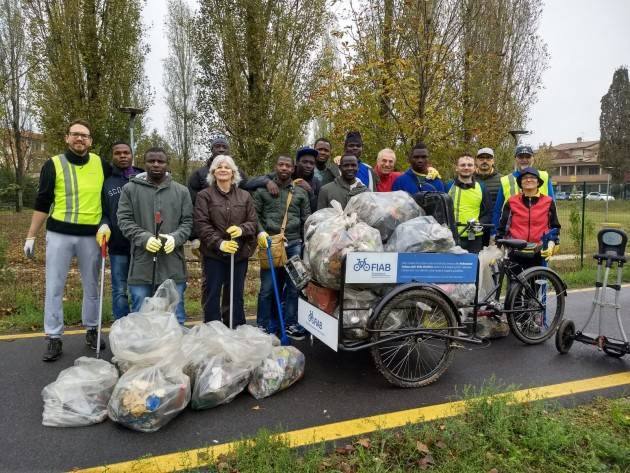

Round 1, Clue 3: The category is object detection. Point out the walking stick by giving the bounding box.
[266,238,290,346]
[151,211,162,295]
[96,239,107,359]
[229,252,235,329]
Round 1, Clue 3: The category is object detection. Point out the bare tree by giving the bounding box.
[0,0,34,211]
[163,0,198,182]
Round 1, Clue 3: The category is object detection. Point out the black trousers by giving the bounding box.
[202,257,249,327]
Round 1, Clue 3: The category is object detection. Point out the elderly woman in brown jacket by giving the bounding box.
[194,155,257,326]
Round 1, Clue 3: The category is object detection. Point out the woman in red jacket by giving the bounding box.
[496,167,560,270]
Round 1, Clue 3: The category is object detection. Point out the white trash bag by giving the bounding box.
[109,281,183,369]
[42,357,119,427]
[385,216,456,253]
[108,364,190,433]
[248,346,305,399]
[344,191,424,241]
[477,245,503,300]
[191,355,251,410]
[340,288,379,340]
[306,202,383,289]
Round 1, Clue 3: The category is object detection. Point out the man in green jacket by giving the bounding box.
[117,147,193,324]
[254,154,311,339]
[317,155,369,210]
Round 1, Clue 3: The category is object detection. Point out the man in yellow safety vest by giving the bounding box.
[446,155,492,253]
[24,119,111,362]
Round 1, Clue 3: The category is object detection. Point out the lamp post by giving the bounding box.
[604,166,614,222]
[508,129,530,146]
[119,106,144,165]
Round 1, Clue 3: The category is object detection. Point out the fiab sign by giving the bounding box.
[298,298,339,351]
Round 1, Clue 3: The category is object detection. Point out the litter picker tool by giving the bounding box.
[151,211,162,295]
[266,237,289,346]
[96,239,107,359]
[229,252,235,329]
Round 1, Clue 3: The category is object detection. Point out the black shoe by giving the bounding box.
[43,337,62,362]
[286,325,306,341]
[86,328,106,350]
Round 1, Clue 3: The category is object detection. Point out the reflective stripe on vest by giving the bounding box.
[448,182,483,236]
[506,194,552,243]
[50,153,104,225]
[500,170,550,207]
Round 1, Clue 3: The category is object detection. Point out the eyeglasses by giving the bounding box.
[68,132,91,139]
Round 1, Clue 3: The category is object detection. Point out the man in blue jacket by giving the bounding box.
[392,142,445,194]
[98,141,143,320]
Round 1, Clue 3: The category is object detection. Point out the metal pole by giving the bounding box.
[606,172,610,222]
[580,181,586,269]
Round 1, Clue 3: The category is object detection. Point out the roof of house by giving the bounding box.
[551,140,599,151]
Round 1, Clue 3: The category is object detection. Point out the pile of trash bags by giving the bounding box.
[305,201,383,289]
[41,280,305,431]
[385,216,460,253]
[344,191,424,241]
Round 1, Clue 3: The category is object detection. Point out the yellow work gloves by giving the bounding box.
[145,236,162,253]
[159,234,175,254]
[427,166,441,180]
[257,231,270,249]
[226,225,243,239]
[541,242,559,261]
[220,240,239,254]
[96,224,111,245]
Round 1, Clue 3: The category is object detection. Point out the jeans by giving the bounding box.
[129,282,187,324]
[203,257,248,327]
[109,254,131,319]
[256,242,301,332]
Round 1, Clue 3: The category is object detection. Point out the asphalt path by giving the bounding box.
[1,287,629,473]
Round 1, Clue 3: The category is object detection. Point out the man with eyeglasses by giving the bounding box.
[492,144,555,231]
[24,119,111,362]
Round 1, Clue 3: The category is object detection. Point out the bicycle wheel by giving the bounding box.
[555,319,575,354]
[370,288,458,388]
[506,268,565,344]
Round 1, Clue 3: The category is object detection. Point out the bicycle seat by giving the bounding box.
[496,239,528,250]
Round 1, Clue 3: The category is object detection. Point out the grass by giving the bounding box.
[549,258,630,289]
[179,391,630,473]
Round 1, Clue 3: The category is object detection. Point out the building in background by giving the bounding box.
[549,137,629,198]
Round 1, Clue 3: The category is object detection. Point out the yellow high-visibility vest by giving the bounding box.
[448,182,484,236]
[50,153,103,225]
[500,170,550,205]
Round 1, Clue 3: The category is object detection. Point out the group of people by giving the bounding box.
[23,120,559,362]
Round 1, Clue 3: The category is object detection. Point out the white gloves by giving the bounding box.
[24,238,35,258]
[159,234,175,254]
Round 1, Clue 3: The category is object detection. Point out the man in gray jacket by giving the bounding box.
[317,155,368,210]
[117,147,193,323]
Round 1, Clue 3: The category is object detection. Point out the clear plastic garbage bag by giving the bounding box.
[477,245,503,300]
[345,191,424,241]
[203,321,275,370]
[139,279,181,314]
[306,205,383,289]
[385,216,456,253]
[109,283,183,369]
[437,284,477,308]
[108,364,190,433]
[191,355,251,410]
[339,288,379,339]
[42,357,119,427]
[180,324,225,384]
[248,346,305,399]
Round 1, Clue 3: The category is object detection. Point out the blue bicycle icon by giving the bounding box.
[353,258,371,272]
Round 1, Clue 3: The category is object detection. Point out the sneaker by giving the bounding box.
[286,324,306,341]
[85,328,106,351]
[43,337,63,362]
[257,325,269,334]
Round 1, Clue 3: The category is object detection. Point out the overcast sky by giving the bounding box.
[143,0,630,148]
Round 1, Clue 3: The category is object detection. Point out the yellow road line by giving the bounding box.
[73,371,630,473]
[0,317,256,341]
[4,284,627,342]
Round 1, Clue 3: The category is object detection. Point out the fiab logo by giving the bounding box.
[353,257,391,273]
[307,310,323,330]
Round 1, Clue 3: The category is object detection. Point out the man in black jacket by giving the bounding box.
[100,141,143,320]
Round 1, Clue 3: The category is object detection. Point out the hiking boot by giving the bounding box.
[286,324,306,341]
[86,328,106,350]
[43,337,62,362]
